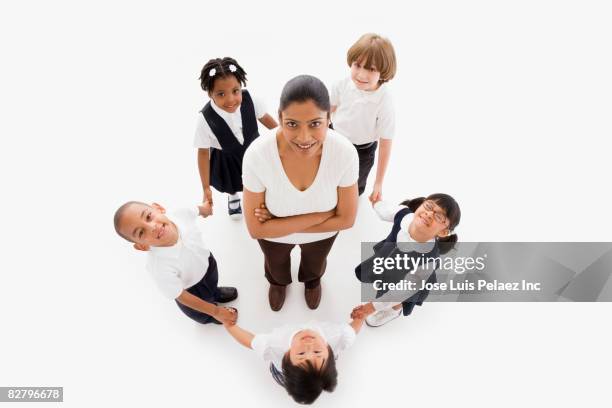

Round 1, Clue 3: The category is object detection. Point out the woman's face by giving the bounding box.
[279,100,329,157]
[412,199,451,239]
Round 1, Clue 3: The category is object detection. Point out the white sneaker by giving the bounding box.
[365,308,402,327]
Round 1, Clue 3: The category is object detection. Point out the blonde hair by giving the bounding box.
[346,33,397,83]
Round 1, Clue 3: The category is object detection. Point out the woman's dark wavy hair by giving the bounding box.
[281,345,337,404]
[401,193,461,255]
[199,57,247,93]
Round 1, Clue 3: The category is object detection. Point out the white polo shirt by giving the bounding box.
[146,207,210,299]
[251,321,357,370]
[242,129,359,244]
[193,93,267,150]
[330,77,395,145]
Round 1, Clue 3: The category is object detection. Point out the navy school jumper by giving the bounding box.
[201,90,259,195]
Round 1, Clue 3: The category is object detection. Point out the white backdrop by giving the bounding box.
[1,1,611,407]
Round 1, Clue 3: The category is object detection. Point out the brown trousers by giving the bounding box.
[257,234,338,289]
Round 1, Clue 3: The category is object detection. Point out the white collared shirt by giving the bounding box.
[146,207,210,299]
[251,321,357,370]
[330,77,395,145]
[193,93,267,150]
[371,201,435,311]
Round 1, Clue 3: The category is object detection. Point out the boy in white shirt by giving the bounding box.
[222,309,366,404]
[113,200,238,325]
[330,33,397,202]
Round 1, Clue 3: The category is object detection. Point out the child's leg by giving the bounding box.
[175,254,220,324]
[228,192,241,209]
[355,142,378,196]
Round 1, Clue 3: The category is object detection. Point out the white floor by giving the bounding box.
[2,1,611,407]
[3,193,611,407]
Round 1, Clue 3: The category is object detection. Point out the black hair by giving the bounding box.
[281,345,337,404]
[278,75,331,115]
[113,201,149,243]
[199,57,247,93]
[401,193,461,255]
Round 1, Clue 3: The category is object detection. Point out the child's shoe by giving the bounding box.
[365,307,401,327]
[228,197,242,219]
[216,286,238,303]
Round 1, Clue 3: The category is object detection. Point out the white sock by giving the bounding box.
[228,193,240,209]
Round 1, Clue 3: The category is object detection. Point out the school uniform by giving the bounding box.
[146,207,223,324]
[355,201,439,316]
[193,90,266,195]
[330,77,395,195]
[251,321,356,386]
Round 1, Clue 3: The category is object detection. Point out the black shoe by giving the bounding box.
[216,286,238,303]
[228,198,242,219]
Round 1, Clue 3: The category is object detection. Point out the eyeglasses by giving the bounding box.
[422,200,448,224]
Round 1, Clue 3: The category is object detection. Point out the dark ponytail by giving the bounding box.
[400,197,426,213]
[437,233,458,255]
[401,193,461,255]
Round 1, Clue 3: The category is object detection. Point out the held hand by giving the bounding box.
[254,203,275,223]
[369,184,382,205]
[198,201,213,218]
[351,303,376,320]
[204,187,214,206]
[216,307,238,326]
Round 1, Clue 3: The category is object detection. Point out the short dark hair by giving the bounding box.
[113,201,148,243]
[281,345,337,404]
[401,193,461,255]
[279,75,331,115]
[199,57,247,93]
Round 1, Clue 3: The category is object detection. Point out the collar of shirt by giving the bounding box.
[149,226,184,260]
[286,322,327,349]
[211,99,242,126]
[348,78,387,104]
[148,209,204,260]
[397,213,436,253]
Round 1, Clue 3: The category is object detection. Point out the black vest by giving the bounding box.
[201,90,260,194]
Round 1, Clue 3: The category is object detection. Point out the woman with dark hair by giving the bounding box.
[352,193,461,327]
[242,75,359,311]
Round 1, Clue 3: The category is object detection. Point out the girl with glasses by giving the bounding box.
[353,193,461,327]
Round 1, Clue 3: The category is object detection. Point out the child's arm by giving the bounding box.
[243,189,334,239]
[372,200,406,222]
[258,113,278,130]
[197,148,213,205]
[223,323,255,349]
[301,184,358,233]
[176,291,236,324]
[349,317,366,334]
[369,138,392,203]
[331,105,337,113]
